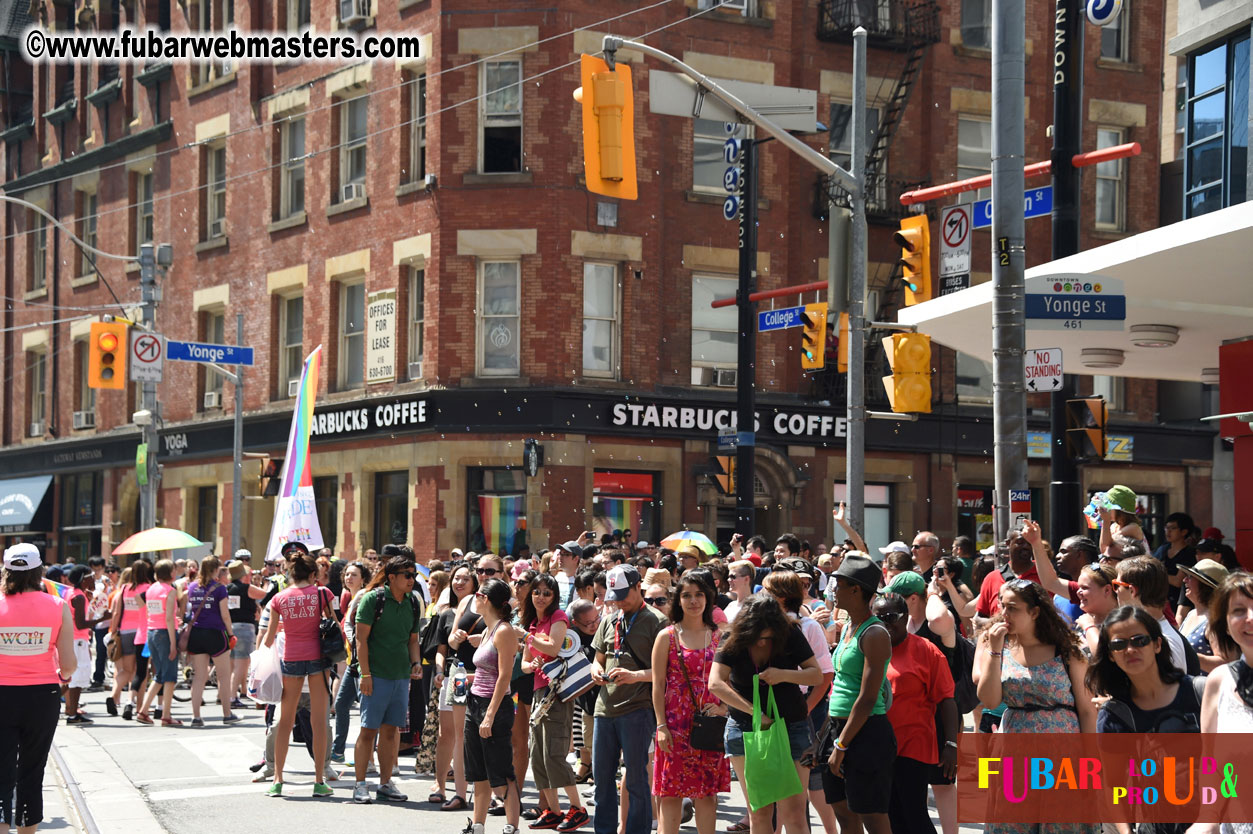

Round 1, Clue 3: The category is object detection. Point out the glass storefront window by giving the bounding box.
[592,470,659,544]
[833,482,892,551]
[374,471,409,551]
[196,485,217,546]
[468,468,527,556]
[313,475,338,553]
[59,472,102,564]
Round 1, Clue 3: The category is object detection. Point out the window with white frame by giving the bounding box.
[204,311,226,404]
[829,102,884,206]
[960,0,990,48]
[192,0,234,86]
[285,0,310,30]
[279,116,305,218]
[479,261,520,376]
[29,212,46,293]
[834,482,892,552]
[338,95,368,200]
[28,351,46,435]
[691,275,738,380]
[135,171,154,255]
[693,119,730,192]
[696,0,759,15]
[339,282,365,389]
[76,340,96,415]
[956,351,993,403]
[957,116,992,200]
[1100,1,1129,61]
[408,267,424,375]
[1095,127,1126,230]
[1092,375,1125,411]
[405,73,426,183]
[481,61,522,173]
[78,191,97,277]
[205,144,226,239]
[582,262,619,378]
[279,294,303,397]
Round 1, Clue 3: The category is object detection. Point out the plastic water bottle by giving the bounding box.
[452,662,468,699]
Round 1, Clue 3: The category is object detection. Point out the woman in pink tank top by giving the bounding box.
[137,559,182,726]
[63,565,106,725]
[108,559,152,719]
[0,543,76,830]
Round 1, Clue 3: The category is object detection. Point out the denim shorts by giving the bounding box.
[724,715,812,759]
[147,629,180,684]
[231,623,256,660]
[280,657,330,677]
[360,676,410,730]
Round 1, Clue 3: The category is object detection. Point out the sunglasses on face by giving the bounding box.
[876,611,905,623]
[532,589,554,598]
[1111,580,1134,590]
[645,597,669,606]
[1108,634,1153,652]
[391,572,416,580]
[476,568,499,576]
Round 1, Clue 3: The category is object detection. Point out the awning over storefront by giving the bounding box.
[0,475,54,534]
[897,201,1253,382]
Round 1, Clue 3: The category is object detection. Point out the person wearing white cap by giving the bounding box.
[0,543,76,832]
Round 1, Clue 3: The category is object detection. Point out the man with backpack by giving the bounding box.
[352,555,424,804]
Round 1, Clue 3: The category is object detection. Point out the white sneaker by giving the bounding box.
[353,782,373,804]
[377,780,408,802]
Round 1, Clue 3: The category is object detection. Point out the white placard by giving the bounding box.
[1025,347,1063,393]
[129,331,165,383]
[939,204,972,278]
[366,290,396,385]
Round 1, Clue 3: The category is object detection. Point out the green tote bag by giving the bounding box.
[741,674,804,811]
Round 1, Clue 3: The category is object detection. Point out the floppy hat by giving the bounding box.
[1178,558,1228,589]
[1104,485,1138,514]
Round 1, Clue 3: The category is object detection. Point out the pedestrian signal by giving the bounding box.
[881,333,932,413]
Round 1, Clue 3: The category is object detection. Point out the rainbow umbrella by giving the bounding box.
[660,530,719,555]
[112,527,204,556]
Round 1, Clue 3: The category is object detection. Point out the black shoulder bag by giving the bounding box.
[675,627,726,752]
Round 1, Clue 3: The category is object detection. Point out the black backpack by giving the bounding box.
[950,632,981,714]
[351,588,423,671]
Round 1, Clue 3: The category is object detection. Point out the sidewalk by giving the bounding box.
[48,726,165,834]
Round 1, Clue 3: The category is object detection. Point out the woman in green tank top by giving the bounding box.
[820,553,895,834]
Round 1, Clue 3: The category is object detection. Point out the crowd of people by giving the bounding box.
[0,483,1248,834]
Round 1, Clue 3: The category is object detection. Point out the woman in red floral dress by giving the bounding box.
[650,571,731,834]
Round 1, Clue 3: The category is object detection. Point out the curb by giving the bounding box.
[50,741,102,834]
[51,731,166,834]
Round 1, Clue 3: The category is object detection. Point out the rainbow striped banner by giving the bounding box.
[598,497,643,535]
[478,494,524,555]
[265,346,325,560]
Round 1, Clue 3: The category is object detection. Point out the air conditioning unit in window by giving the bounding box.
[340,0,368,24]
[28,421,44,437]
[203,391,222,410]
[72,410,95,430]
[714,368,738,387]
[208,217,225,239]
[407,361,422,381]
[341,182,366,202]
[288,379,301,398]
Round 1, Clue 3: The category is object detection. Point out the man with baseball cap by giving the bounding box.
[554,539,583,609]
[589,565,668,834]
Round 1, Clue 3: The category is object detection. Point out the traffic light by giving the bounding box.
[573,54,637,200]
[1066,397,1107,460]
[87,321,128,390]
[260,458,284,497]
[800,302,828,370]
[713,456,736,495]
[881,332,932,413]
[836,312,850,373]
[894,215,932,306]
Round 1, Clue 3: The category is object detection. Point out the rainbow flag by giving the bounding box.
[45,579,74,600]
[265,346,325,560]
[598,497,643,535]
[478,494,524,555]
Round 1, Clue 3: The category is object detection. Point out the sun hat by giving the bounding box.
[227,560,248,581]
[1104,485,1138,514]
[1178,558,1228,589]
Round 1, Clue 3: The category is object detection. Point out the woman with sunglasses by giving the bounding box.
[433,564,481,810]
[522,572,590,831]
[643,584,671,614]
[507,568,538,819]
[463,578,522,834]
[1086,606,1200,734]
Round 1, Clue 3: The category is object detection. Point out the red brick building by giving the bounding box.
[0,0,1214,564]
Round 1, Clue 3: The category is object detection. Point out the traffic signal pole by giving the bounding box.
[1049,0,1085,543]
[736,137,759,535]
[846,29,870,536]
[139,244,160,531]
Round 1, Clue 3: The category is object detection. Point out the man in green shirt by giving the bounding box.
[352,556,422,805]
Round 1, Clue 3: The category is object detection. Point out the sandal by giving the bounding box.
[574,765,593,784]
[135,711,154,725]
[161,717,184,727]
[441,795,468,811]
[428,792,446,804]
[727,819,751,833]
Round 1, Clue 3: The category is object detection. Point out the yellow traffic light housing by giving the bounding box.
[836,312,849,373]
[881,332,932,413]
[88,321,128,390]
[1066,397,1107,459]
[894,215,932,306]
[574,54,637,200]
[713,455,736,495]
[800,302,828,370]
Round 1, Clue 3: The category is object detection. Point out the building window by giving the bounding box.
[312,476,338,552]
[203,311,225,406]
[192,0,233,86]
[408,267,424,377]
[829,102,885,206]
[78,191,97,277]
[403,72,426,184]
[339,281,365,389]
[60,472,102,563]
[592,470,659,544]
[29,212,46,293]
[692,118,732,192]
[372,471,409,550]
[960,0,990,48]
[957,116,993,200]
[467,468,527,556]
[956,351,993,403]
[1092,375,1125,411]
[479,261,520,376]
[205,144,226,239]
[279,116,306,218]
[834,482,892,552]
[279,294,303,397]
[196,485,218,545]
[956,487,996,552]
[135,171,154,255]
[582,262,619,378]
[1184,33,1249,218]
[1100,1,1129,61]
[1095,127,1126,231]
[337,96,368,201]
[285,0,310,30]
[481,60,522,173]
[76,340,96,415]
[690,275,737,384]
[27,351,46,436]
